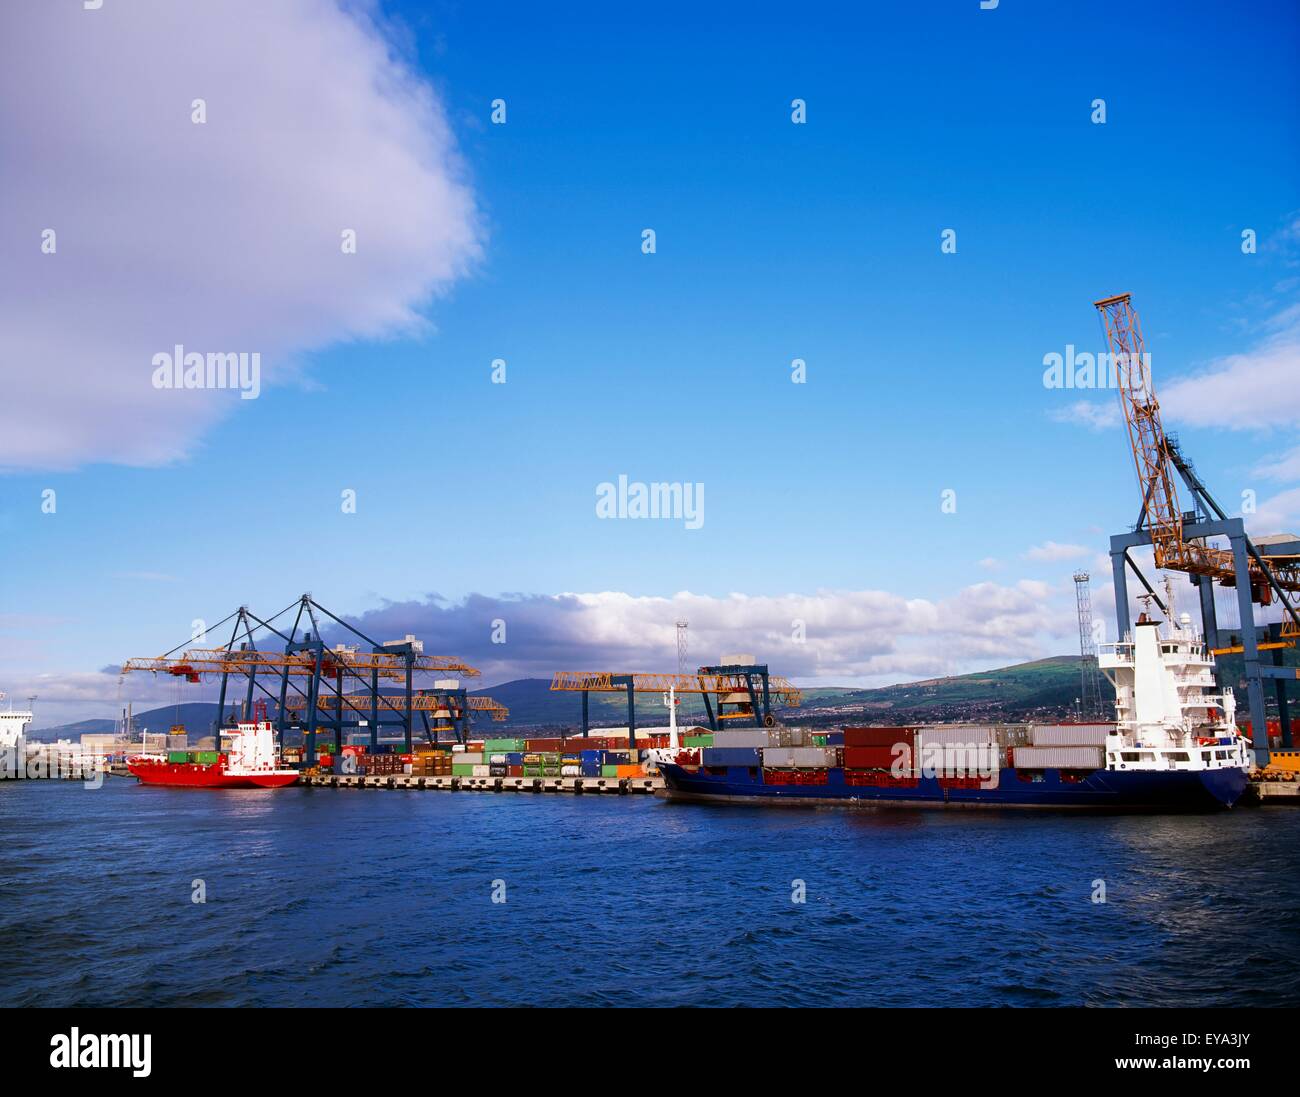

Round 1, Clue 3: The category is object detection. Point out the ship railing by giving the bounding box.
[1098,642,1134,661]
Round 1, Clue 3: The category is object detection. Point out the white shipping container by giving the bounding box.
[458,753,484,765]
[1031,724,1113,747]
[561,764,581,777]
[927,743,1000,775]
[711,729,771,748]
[917,726,997,747]
[1014,746,1104,769]
[762,746,839,768]
[472,764,491,777]
[489,753,508,764]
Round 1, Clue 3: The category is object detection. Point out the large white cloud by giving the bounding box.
[18,580,1079,726]
[0,0,481,470]
[1160,304,1300,432]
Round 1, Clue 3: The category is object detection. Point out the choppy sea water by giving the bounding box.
[2,778,1298,1007]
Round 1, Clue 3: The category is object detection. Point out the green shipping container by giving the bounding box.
[523,766,544,777]
[167,751,188,763]
[601,764,620,777]
[542,766,561,777]
[451,764,476,777]
[195,751,220,764]
[683,735,713,747]
[813,735,827,746]
[483,738,526,753]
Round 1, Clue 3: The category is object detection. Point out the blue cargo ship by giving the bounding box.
[657,757,1248,811]
[659,612,1254,813]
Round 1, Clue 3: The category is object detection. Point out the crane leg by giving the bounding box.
[1231,531,1269,763]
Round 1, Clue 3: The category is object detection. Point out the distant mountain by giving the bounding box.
[27,656,1115,740]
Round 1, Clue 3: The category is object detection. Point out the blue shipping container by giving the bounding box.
[701,746,762,767]
[580,749,601,761]
[825,731,845,746]
[580,762,602,777]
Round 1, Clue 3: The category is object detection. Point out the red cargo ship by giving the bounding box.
[128,705,298,789]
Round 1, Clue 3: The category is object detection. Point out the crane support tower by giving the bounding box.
[1095,293,1300,761]
[1073,571,1105,719]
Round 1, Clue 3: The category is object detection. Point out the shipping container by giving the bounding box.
[917,725,997,747]
[1030,724,1113,747]
[167,751,188,763]
[710,729,769,748]
[701,746,762,767]
[451,764,476,777]
[600,764,620,777]
[682,734,714,748]
[580,762,602,777]
[472,764,491,777]
[457,753,485,765]
[843,744,906,770]
[483,738,526,753]
[1013,745,1104,769]
[761,746,839,768]
[843,726,916,749]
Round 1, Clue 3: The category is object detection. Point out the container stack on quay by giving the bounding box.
[303,734,652,781]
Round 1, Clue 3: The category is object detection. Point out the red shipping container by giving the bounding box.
[843,726,916,749]
[844,769,920,788]
[508,765,523,777]
[844,744,910,769]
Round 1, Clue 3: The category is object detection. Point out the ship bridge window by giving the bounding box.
[1167,752,1190,762]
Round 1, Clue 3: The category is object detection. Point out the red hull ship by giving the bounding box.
[127,759,299,789]
[128,706,298,789]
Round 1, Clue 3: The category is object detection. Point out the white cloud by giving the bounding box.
[1024,541,1090,562]
[0,0,481,471]
[1254,446,1300,483]
[978,557,1002,570]
[20,579,1078,723]
[1048,400,1121,431]
[1248,487,1300,536]
[1160,305,1300,432]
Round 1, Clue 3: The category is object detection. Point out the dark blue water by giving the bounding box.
[3,779,1299,1007]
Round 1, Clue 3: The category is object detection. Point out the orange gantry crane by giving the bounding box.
[550,661,801,745]
[1095,293,1300,753]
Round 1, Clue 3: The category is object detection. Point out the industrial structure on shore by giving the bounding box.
[1094,293,1299,762]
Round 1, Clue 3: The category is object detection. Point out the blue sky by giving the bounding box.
[2,0,1298,725]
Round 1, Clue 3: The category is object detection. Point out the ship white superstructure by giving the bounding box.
[1098,611,1251,773]
[0,693,32,777]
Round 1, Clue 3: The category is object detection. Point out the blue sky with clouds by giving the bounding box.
[2,0,1298,725]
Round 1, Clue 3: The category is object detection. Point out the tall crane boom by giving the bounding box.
[1094,292,1300,602]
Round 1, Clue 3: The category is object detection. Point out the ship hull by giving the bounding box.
[127,761,298,789]
[657,763,1248,812]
